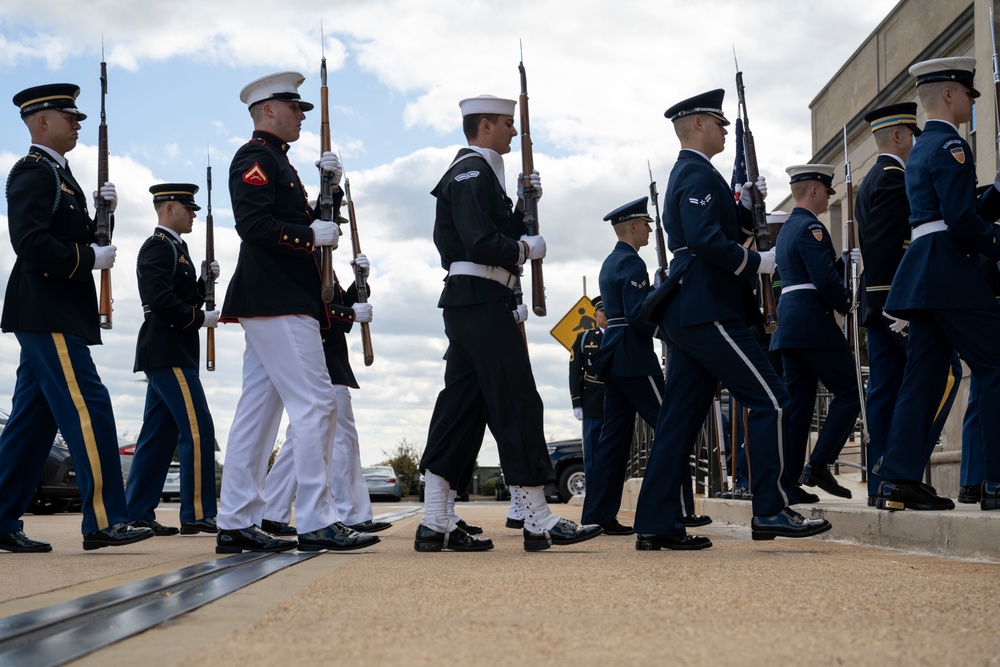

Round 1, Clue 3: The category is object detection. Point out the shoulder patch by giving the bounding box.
[243,163,269,185]
[687,193,712,207]
[949,146,966,164]
[807,223,825,242]
[455,170,480,182]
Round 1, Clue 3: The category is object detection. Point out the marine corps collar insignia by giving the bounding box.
[950,147,966,164]
[243,163,269,185]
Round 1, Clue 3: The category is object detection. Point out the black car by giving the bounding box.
[0,410,81,514]
[495,438,585,503]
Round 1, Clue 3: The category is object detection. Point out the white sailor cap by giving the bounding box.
[786,164,836,195]
[459,94,516,117]
[240,71,314,111]
[765,210,789,224]
[909,56,980,98]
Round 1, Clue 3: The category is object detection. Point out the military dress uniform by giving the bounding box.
[126,184,217,533]
[855,104,960,501]
[770,170,859,500]
[569,307,604,482]
[635,89,830,546]
[879,57,1000,511]
[0,84,151,551]
[218,72,377,552]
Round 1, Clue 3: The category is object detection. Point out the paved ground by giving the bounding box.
[2,499,998,667]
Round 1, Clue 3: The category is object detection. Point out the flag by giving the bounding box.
[730,117,746,203]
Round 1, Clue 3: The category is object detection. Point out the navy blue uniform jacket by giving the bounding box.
[887,120,1000,314]
[770,207,850,351]
[569,328,605,418]
[432,148,526,307]
[321,275,367,388]
[855,154,909,326]
[222,130,344,327]
[3,146,107,344]
[134,230,206,371]
[643,150,762,328]
[592,242,660,378]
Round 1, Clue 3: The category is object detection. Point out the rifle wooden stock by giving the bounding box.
[344,177,374,366]
[205,159,216,371]
[96,59,113,330]
[519,59,545,317]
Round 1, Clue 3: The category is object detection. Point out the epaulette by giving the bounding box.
[5,151,62,214]
[883,166,904,173]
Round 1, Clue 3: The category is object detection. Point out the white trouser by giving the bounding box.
[218,316,340,533]
[264,386,372,526]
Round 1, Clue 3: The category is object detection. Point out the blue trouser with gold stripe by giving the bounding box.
[0,332,128,535]
[126,367,217,524]
[866,318,960,496]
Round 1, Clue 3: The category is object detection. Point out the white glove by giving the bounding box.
[94,182,118,214]
[653,268,665,288]
[316,151,343,185]
[201,260,221,281]
[883,311,908,336]
[756,249,776,274]
[520,234,546,260]
[203,309,221,328]
[352,253,370,279]
[512,303,529,323]
[311,220,339,248]
[573,407,583,421]
[849,248,863,273]
[352,302,373,323]
[516,170,543,201]
[739,176,767,209]
[90,243,117,270]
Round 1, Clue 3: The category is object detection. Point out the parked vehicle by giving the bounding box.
[363,466,401,502]
[494,439,585,503]
[0,410,81,514]
[162,461,181,500]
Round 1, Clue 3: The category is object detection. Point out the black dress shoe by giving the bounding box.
[958,485,982,504]
[795,486,821,504]
[414,524,493,552]
[523,519,603,552]
[867,496,876,507]
[129,518,179,536]
[298,523,380,551]
[348,520,393,533]
[681,514,712,528]
[751,508,832,541]
[876,480,955,511]
[636,533,712,551]
[505,517,525,529]
[981,480,1000,511]
[0,530,52,553]
[216,525,297,554]
[732,486,753,500]
[83,522,155,550]
[260,519,297,536]
[799,462,852,498]
[180,516,218,535]
[455,519,483,535]
[715,490,733,499]
[597,519,634,535]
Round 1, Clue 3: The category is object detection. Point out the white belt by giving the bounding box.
[782,283,817,294]
[911,220,947,240]
[447,261,518,289]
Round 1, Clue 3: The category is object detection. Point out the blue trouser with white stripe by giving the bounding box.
[582,415,603,483]
[866,318,960,496]
[883,308,1000,483]
[0,332,128,535]
[126,367,217,524]
[635,309,792,537]
[961,374,985,487]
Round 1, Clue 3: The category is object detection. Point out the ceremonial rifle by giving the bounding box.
[519,44,546,316]
[842,127,870,457]
[647,161,668,286]
[341,160,375,366]
[318,27,340,303]
[205,148,216,371]
[733,50,777,333]
[96,44,113,329]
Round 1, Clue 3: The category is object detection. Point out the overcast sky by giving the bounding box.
[0,0,900,468]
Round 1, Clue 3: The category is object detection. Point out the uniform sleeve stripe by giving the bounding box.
[734,245,748,275]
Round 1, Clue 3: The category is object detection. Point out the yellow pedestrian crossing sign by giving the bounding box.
[551,296,597,351]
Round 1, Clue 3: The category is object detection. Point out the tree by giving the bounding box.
[380,438,422,495]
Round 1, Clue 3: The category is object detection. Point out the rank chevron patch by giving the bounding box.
[243,163,269,185]
[688,193,712,207]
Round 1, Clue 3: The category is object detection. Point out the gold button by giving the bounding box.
[306,242,311,247]
[294,238,300,243]
[44,272,49,277]
[283,235,288,240]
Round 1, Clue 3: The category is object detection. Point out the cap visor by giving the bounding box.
[299,101,315,111]
[707,111,731,126]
